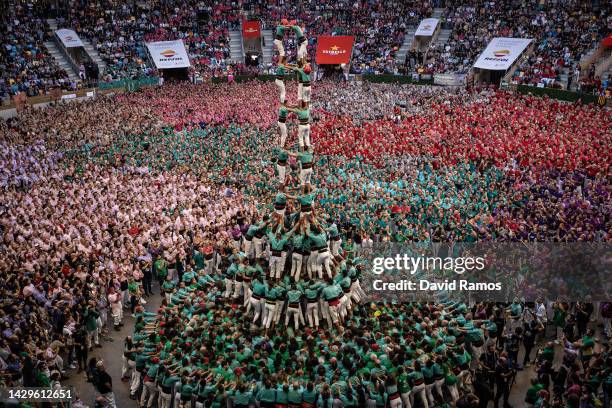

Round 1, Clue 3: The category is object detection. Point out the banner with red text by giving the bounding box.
[242,21,261,38]
[316,36,355,64]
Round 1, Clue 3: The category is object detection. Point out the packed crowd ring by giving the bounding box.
[0,13,611,408]
[2,0,610,99]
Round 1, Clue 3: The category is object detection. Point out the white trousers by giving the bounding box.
[129,370,141,396]
[270,253,286,279]
[111,306,122,326]
[277,164,286,184]
[140,381,158,408]
[425,383,436,407]
[291,253,303,281]
[232,278,243,299]
[298,124,311,148]
[351,280,367,301]
[274,39,285,57]
[278,121,287,147]
[285,306,304,330]
[159,391,172,408]
[299,167,313,186]
[389,395,402,408]
[302,85,311,103]
[330,238,342,256]
[253,237,264,259]
[307,252,317,279]
[122,358,135,378]
[339,293,350,319]
[410,384,428,408]
[298,40,307,59]
[306,301,319,327]
[275,79,286,103]
[248,296,264,324]
[263,301,277,328]
[316,249,333,279]
[224,278,234,298]
[400,391,412,408]
[243,238,253,259]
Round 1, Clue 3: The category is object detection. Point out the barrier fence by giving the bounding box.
[516,84,605,105]
[4,75,608,112]
[98,76,160,91]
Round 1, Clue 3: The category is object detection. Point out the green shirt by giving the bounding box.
[162,375,180,388]
[269,233,290,251]
[276,65,286,77]
[297,108,310,123]
[252,280,267,296]
[162,281,176,293]
[296,68,310,83]
[275,193,287,206]
[155,259,168,278]
[288,388,302,403]
[292,25,304,37]
[275,26,288,37]
[278,107,288,122]
[181,383,195,398]
[322,284,342,301]
[256,387,276,403]
[298,192,316,208]
[287,289,302,303]
[297,151,313,165]
[308,229,327,248]
[146,364,159,378]
[234,391,252,405]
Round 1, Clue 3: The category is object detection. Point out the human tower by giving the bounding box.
[219,19,366,334]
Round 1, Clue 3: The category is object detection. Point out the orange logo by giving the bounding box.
[160,50,176,57]
[245,28,257,33]
[493,49,510,57]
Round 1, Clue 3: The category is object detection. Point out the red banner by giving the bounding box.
[316,36,355,64]
[242,21,261,38]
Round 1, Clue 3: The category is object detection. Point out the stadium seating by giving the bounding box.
[1,3,71,97]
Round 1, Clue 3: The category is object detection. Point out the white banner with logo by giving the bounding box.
[146,40,191,69]
[434,73,467,86]
[55,29,84,48]
[473,37,532,70]
[414,18,439,37]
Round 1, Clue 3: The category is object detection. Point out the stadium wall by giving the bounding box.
[516,85,602,105]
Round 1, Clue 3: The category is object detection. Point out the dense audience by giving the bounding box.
[57,0,242,80]
[427,0,609,88]
[3,0,609,95]
[242,0,433,74]
[0,79,609,408]
[1,2,71,97]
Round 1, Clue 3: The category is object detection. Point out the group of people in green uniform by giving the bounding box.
[226,22,364,335]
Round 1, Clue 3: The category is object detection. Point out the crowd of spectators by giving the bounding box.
[0,76,609,407]
[426,0,609,89]
[241,0,434,74]
[1,2,72,98]
[3,0,609,95]
[56,0,243,81]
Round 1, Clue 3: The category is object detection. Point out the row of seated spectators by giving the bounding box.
[243,0,434,74]
[426,0,608,89]
[57,0,243,81]
[2,0,608,94]
[57,0,434,78]
[1,2,72,98]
